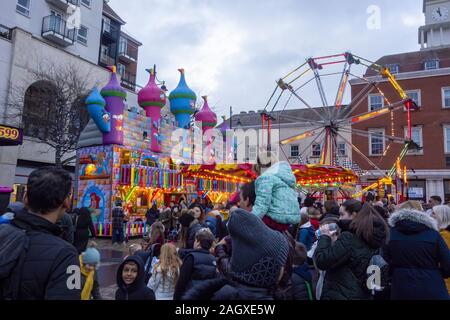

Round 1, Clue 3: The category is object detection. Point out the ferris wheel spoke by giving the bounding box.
[339,127,408,144]
[335,132,386,177]
[335,77,375,122]
[263,84,280,112]
[308,58,330,118]
[276,113,325,126]
[280,81,328,122]
[344,99,407,125]
[280,125,324,145]
[296,128,326,160]
[333,62,351,116]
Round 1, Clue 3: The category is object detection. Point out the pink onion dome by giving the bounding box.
[138,68,166,108]
[195,96,217,129]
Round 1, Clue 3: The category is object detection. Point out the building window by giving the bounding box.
[337,142,347,156]
[311,143,321,157]
[404,90,421,110]
[387,64,399,74]
[424,59,439,70]
[369,129,385,156]
[103,17,111,33]
[248,146,257,161]
[444,126,450,154]
[290,145,299,157]
[369,94,384,111]
[404,126,423,154]
[77,25,88,45]
[16,0,30,16]
[81,0,91,7]
[444,180,450,203]
[443,87,450,108]
[119,37,127,54]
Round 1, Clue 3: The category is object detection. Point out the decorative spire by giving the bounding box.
[195,95,217,130]
[101,65,126,99]
[138,68,166,109]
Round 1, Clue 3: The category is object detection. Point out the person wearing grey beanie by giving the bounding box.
[182,209,290,300]
[228,209,290,288]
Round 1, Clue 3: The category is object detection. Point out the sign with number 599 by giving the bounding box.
[0,125,23,146]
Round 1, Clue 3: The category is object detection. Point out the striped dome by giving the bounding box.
[101,66,126,99]
[195,96,217,129]
[168,69,196,115]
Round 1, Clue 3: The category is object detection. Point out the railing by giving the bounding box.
[42,15,75,43]
[118,39,138,61]
[120,71,136,90]
[0,24,12,40]
[99,53,116,66]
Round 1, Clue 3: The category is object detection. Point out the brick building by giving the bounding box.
[350,0,450,202]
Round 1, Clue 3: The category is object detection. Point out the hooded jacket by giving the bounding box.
[252,161,300,225]
[298,222,315,251]
[115,255,156,300]
[384,209,450,300]
[314,218,387,300]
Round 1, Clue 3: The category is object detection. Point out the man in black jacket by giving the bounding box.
[174,229,217,300]
[0,166,81,300]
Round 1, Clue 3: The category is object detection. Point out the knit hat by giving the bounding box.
[82,247,101,265]
[179,212,195,227]
[228,209,289,288]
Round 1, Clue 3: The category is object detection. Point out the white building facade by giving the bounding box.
[0,0,139,201]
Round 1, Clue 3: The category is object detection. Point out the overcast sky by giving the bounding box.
[109,0,425,119]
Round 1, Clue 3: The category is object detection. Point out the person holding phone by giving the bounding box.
[313,201,388,300]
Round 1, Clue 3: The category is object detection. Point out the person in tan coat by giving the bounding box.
[431,205,450,295]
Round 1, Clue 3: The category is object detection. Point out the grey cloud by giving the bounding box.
[109,0,423,118]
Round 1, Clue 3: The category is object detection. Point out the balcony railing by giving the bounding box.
[120,71,136,91]
[99,53,116,66]
[45,0,79,11]
[0,24,12,40]
[41,15,75,46]
[102,20,120,43]
[118,40,138,63]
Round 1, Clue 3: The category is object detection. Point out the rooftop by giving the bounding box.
[364,47,450,76]
[219,106,351,128]
[103,1,126,25]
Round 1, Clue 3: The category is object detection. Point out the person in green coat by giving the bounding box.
[314,201,388,300]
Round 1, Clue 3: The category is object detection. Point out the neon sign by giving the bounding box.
[0,125,23,146]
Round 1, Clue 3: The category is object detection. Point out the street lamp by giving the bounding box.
[153,64,168,92]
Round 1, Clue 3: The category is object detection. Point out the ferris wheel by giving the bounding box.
[262,52,420,195]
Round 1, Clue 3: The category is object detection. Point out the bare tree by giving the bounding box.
[3,62,93,167]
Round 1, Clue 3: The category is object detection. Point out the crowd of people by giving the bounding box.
[0,163,449,300]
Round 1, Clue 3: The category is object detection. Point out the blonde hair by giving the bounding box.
[154,243,182,286]
[396,200,423,211]
[432,205,450,230]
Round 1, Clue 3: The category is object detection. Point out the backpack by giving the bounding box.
[366,252,390,295]
[144,243,162,283]
[0,224,30,300]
